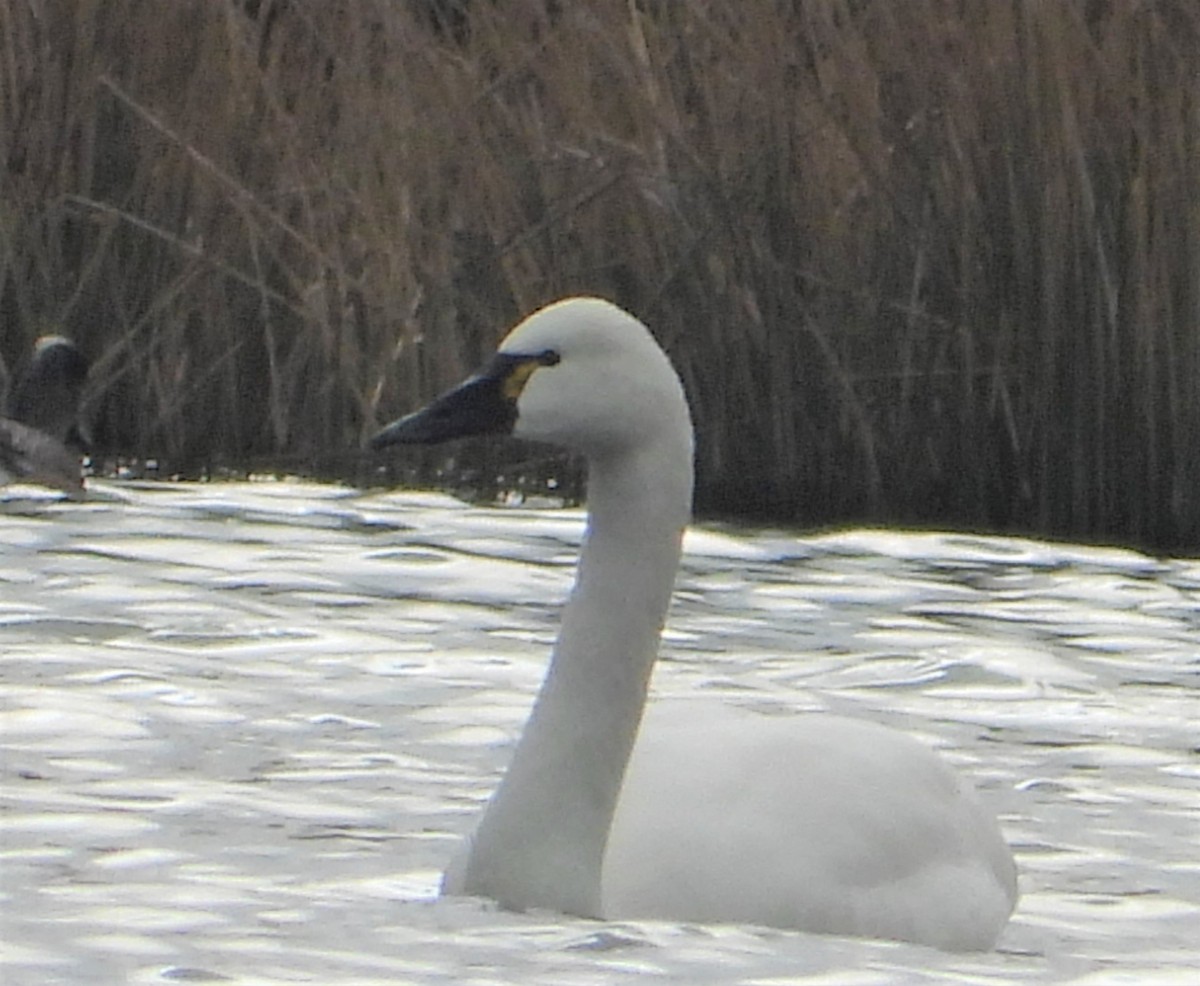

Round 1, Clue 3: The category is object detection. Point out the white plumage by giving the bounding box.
[373,297,1017,951]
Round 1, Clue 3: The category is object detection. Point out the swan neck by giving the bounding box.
[454,431,692,917]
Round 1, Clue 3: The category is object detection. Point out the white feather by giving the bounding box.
[436,298,1017,950]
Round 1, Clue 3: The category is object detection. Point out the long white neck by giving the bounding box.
[450,428,693,917]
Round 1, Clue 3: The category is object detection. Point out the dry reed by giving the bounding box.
[2,0,1199,550]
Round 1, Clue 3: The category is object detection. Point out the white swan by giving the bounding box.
[0,335,89,496]
[371,297,1017,951]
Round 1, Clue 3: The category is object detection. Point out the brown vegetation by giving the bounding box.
[2,0,1199,550]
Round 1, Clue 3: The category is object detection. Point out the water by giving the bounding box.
[1,479,1197,985]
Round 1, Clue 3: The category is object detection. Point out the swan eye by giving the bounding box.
[537,349,561,367]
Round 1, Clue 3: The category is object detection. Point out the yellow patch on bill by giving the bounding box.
[502,359,542,401]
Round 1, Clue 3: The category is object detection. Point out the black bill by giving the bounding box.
[370,353,533,449]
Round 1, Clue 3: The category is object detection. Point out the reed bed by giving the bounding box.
[2,0,1199,551]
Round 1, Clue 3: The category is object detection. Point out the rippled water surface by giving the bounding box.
[2,480,1197,985]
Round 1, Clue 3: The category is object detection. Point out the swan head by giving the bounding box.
[371,297,692,459]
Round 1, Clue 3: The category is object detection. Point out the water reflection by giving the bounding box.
[2,480,1197,984]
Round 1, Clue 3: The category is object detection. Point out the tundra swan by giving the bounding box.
[0,336,89,496]
[371,297,1017,951]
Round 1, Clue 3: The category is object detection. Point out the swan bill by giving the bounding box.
[371,353,537,448]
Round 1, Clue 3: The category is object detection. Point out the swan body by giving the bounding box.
[372,297,1017,950]
[608,704,1015,950]
[1,335,89,496]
